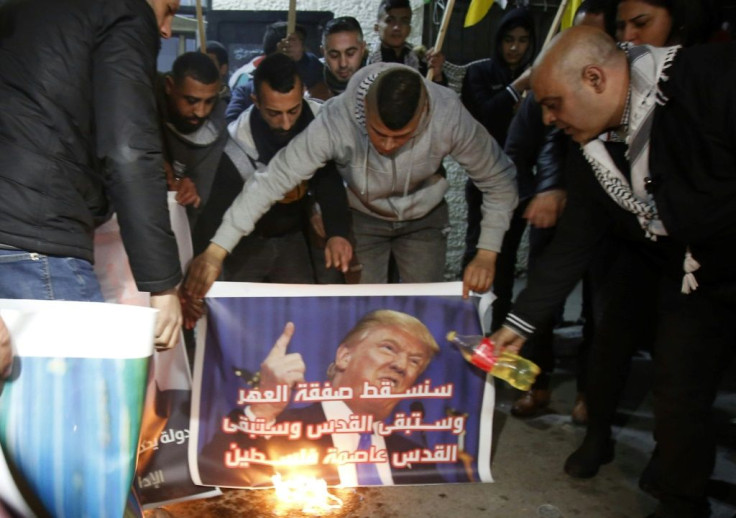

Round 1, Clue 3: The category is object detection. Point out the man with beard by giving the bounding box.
[157,51,228,227]
[188,53,351,302]
[321,16,367,98]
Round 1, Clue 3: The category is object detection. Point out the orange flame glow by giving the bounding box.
[271,474,343,515]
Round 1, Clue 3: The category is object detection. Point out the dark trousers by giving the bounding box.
[584,239,736,517]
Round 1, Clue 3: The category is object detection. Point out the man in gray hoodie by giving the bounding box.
[183,62,517,300]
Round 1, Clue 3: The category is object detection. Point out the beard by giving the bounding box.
[170,113,205,134]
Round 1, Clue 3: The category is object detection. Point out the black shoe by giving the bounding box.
[564,436,614,478]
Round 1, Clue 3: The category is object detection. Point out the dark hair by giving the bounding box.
[577,0,612,15]
[205,40,228,67]
[375,69,421,130]
[377,0,411,19]
[613,0,708,45]
[322,16,364,46]
[263,21,307,55]
[253,52,302,97]
[171,51,220,86]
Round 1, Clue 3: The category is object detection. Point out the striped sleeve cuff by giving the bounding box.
[503,313,536,339]
[506,84,521,103]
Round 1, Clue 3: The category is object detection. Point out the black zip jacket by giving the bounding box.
[0,0,180,293]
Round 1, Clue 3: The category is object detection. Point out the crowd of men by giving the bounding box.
[0,0,735,516]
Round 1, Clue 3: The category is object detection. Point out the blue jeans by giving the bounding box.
[351,202,450,284]
[0,249,104,301]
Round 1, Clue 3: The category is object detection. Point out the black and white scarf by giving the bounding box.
[582,44,701,293]
[582,43,679,240]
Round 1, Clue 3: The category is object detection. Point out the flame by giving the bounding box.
[271,474,343,515]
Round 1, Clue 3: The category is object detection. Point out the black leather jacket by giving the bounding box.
[0,0,181,292]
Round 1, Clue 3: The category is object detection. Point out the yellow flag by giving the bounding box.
[560,0,583,30]
[464,0,507,28]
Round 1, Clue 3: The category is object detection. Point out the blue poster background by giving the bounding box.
[192,292,490,487]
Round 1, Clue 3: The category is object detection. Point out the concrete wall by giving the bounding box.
[212,0,426,50]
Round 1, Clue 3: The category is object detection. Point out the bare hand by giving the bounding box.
[277,34,302,61]
[251,322,305,421]
[462,249,497,299]
[524,189,567,228]
[489,326,527,355]
[174,177,201,208]
[425,47,445,82]
[324,236,353,273]
[184,243,227,300]
[150,288,183,351]
[180,288,205,330]
[0,316,12,379]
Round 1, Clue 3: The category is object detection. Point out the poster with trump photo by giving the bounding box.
[189,282,494,488]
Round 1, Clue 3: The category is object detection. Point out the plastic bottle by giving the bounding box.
[446,331,541,391]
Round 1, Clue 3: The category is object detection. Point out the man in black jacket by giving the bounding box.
[493,27,736,518]
[0,0,183,350]
[157,51,228,228]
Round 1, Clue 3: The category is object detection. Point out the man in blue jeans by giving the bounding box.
[0,0,184,352]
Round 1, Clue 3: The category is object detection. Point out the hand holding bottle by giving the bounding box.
[447,331,540,391]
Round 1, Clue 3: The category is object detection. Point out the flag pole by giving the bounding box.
[543,0,570,47]
[427,0,456,81]
[287,0,297,36]
[195,0,206,52]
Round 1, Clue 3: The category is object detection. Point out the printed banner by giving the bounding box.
[189,282,494,488]
[93,192,220,509]
[0,300,156,518]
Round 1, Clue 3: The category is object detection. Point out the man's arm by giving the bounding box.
[446,95,518,297]
[497,144,611,352]
[93,5,182,347]
[184,115,336,300]
[461,63,528,141]
[309,161,352,273]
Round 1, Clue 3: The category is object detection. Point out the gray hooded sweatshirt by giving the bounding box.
[212,62,518,254]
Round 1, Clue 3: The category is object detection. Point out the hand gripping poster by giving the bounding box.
[189,282,494,488]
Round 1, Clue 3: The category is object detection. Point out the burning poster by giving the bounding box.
[189,282,494,488]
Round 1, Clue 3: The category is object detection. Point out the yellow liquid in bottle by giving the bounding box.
[490,352,541,391]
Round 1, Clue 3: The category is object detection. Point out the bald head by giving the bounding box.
[531,26,629,143]
[533,26,622,85]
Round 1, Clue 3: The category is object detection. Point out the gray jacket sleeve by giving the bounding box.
[449,102,518,252]
[212,115,334,252]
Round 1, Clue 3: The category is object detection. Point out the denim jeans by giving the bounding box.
[0,249,104,301]
[351,202,450,284]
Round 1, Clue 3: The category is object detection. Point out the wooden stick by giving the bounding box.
[427,0,456,81]
[195,0,206,52]
[543,0,570,47]
[287,0,297,36]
